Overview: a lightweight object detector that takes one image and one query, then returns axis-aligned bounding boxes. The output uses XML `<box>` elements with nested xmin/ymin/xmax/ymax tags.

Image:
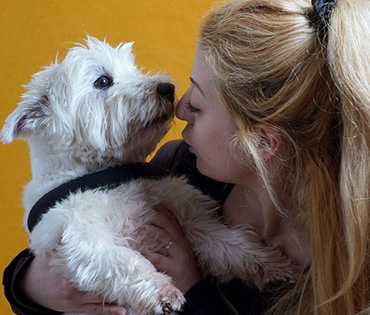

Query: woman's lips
<box><xmin>183</xmin><ymin>138</ymin><xmax>194</xmax><ymax>153</ymax></box>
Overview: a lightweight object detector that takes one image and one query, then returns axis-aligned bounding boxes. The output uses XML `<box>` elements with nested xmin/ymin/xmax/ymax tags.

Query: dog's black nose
<box><xmin>157</xmin><ymin>83</ymin><xmax>175</xmax><ymax>103</ymax></box>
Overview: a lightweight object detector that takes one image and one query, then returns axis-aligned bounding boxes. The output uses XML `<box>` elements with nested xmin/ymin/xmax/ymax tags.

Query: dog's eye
<box><xmin>94</xmin><ymin>75</ymin><xmax>113</xmax><ymax>89</ymax></box>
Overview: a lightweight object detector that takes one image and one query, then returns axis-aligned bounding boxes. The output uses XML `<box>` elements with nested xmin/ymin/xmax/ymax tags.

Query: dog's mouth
<box><xmin>145</xmin><ymin>110</ymin><xmax>174</xmax><ymax>128</ymax></box>
<box><xmin>156</xmin><ymin>111</ymin><xmax>173</xmax><ymax>124</ymax></box>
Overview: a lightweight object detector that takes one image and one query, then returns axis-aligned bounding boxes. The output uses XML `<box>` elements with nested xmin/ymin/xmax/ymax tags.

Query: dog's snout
<box><xmin>157</xmin><ymin>83</ymin><xmax>175</xmax><ymax>103</ymax></box>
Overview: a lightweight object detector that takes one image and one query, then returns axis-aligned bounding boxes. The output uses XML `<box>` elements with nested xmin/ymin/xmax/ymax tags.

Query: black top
<box><xmin>3</xmin><ymin>140</ymin><xmax>275</xmax><ymax>315</ymax></box>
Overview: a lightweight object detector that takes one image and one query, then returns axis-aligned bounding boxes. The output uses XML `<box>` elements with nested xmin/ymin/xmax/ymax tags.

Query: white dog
<box><xmin>1</xmin><ymin>37</ymin><xmax>298</xmax><ymax>314</ymax></box>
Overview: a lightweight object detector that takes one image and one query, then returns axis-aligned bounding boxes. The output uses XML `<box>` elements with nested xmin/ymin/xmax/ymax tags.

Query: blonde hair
<box><xmin>199</xmin><ymin>0</ymin><xmax>370</xmax><ymax>314</ymax></box>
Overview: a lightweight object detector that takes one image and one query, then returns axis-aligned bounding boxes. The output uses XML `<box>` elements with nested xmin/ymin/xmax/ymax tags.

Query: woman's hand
<box><xmin>19</xmin><ymin>254</ymin><xmax>127</xmax><ymax>315</ymax></box>
<box><xmin>143</xmin><ymin>205</ymin><xmax>202</xmax><ymax>293</ymax></box>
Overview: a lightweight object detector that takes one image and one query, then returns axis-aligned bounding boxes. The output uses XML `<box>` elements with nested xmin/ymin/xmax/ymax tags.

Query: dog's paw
<box><xmin>260</xmin><ymin>257</ymin><xmax>301</xmax><ymax>286</ymax></box>
<box><xmin>240</xmin><ymin>248</ymin><xmax>302</xmax><ymax>290</ymax></box>
<box><xmin>130</xmin><ymin>272</ymin><xmax>185</xmax><ymax>315</ymax></box>
<box><xmin>157</xmin><ymin>282</ymin><xmax>185</xmax><ymax>314</ymax></box>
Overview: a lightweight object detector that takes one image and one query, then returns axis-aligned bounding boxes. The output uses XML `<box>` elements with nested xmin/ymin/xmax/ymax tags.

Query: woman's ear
<box><xmin>254</xmin><ymin>125</ymin><xmax>281</xmax><ymax>161</ymax></box>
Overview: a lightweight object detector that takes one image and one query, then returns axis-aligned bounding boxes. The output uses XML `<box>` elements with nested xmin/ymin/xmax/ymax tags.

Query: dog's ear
<box><xmin>1</xmin><ymin>66</ymin><xmax>56</xmax><ymax>144</ymax></box>
<box><xmin>1</xmin><ymin>94</ymin><xmax>50</xmax><ymax>144</ymax></box>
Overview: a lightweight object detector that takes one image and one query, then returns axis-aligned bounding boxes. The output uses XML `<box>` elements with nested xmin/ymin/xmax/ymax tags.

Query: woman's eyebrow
<box><xmin>190</xmin><ymin>77</ymin><xmax>205</xmax><ymax>97</ymax></box>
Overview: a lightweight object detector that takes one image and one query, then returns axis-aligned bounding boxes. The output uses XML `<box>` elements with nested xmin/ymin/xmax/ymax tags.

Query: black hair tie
<box><xmin>312</xmin><ymin>0</ymin><xmax>338</xmax><ymax>35</ymax></box>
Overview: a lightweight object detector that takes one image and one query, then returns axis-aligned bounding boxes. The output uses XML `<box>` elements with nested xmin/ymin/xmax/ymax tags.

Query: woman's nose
<box><xmin>176</xmin><ymin>90</ymin><xmax>194</xmax><ymax>125</ymax></box>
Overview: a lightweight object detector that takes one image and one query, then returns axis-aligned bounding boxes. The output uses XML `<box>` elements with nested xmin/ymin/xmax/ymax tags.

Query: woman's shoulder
<box><xmin>151</xmin><ymin>140</ymin><xmax>232</xmax><ymax>203</ymax></box>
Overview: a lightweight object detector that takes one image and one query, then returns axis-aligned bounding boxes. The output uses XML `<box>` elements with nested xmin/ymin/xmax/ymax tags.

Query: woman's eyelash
<box><xmin>185</xmin><ymin>101</ymin><xmax>200</xmax><ymax>113</ymax></box>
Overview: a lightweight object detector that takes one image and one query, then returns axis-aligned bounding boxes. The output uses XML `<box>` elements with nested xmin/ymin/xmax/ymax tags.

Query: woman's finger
<box><xmin>79</xmin><ymin>303</ymin><xmax>127</xmax><ymax>315</ymax></box>
<box><xmin>151</xmin><ymin>204</ymin><xmax>184</xmax><ymax>243</ymax></box>
<box><xmin>153</xmin><ymin>204</ymin><xmax>179</xmax><ymax>226</ymax></box>
<box><xmin>143</xmin><ymin>245</ymin><xmax>201</xmax><ymax>294</ymax></box>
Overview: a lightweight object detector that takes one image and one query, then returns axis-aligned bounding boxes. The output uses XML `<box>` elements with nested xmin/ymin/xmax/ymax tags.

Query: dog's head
<box><xmin>1</xmin><ymin>36</ymin><xmax>175</xmax><ymax>168</ymax></box>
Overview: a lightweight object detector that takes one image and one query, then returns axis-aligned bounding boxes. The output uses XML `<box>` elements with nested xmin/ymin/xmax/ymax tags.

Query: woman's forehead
<box><xmin>191</xmin><ymin>48</ymin><xmax>218</xmax><ymax>97</ymax></box>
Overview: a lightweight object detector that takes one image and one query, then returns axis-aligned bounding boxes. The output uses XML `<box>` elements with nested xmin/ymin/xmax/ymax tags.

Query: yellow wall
<box><xmin>0</xmin><ymin>1</ymin><xmax>219</xmax><ymax>313</ymax></box>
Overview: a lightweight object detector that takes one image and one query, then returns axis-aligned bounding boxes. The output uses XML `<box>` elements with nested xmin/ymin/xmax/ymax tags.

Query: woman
<box><xmin>3</xmin><ymin>0</ymin><xmax>370</xmax><ymax>314</ymax></box>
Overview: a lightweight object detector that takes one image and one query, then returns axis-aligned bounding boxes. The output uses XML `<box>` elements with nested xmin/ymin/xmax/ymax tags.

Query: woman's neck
<box><xmin>223</xmin><ymin>183</ymin><xmax>310</xmax><ymax>268</ymax></box>
<box><xmin>223</xmin><ymin>183</ymin><xmax>282</xmax><ymax>237</ymax></box>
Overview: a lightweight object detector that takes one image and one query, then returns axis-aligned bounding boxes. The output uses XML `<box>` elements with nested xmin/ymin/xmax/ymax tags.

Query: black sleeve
<box><xmin>181</xmin><ymin>281</ymin><xmax>232</xmax><ymax>315</ymax></box>
<box><xmin>183</xmin><ymin>278</ymin><xmax>273</xmax><ymax>315</ymax></box>
<box><xmin>2</xmin><ymin>248</ymin><xmax>62</xmax><ymax>315</ymax></box>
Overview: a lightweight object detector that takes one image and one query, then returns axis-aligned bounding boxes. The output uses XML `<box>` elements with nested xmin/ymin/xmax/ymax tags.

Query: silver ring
<box><xmin>165</xmin><ymin>240</ymin><xmax>173</xmax><ymax>251</ymax></box>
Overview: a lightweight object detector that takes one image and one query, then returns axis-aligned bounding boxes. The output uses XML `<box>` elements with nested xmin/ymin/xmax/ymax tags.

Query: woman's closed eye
<box><xmin>185</xmin><ymin>101</ymin><xmax>200</xmax><ymax>113</ymax></box>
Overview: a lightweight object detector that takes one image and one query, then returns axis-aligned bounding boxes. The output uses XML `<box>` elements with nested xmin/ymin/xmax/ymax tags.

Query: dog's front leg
<box><xmin>160</xmin><ymin>179</ymin><xmax>299</xmax><ymax>287</ymax></box>
<box><xmin>187</xmin><ymin>222</ymin><xmax>299</xmax><ymax>287</ymax></box>
<box><xmin>29</xmin><ymin>189</ymin><xmax>185</xmax><ymax>315</ymax></box>
<box><xmin>50</xmin><ymin>239</ymin><xmax>184</xmax><ymax>315</ymax></box>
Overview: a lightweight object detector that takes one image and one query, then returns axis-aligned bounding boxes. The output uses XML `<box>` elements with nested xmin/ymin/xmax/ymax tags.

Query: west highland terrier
<box><xmin>1</xmin><ymin>36</ymin><xmax>298</xmax><ymax>314</ymax></box>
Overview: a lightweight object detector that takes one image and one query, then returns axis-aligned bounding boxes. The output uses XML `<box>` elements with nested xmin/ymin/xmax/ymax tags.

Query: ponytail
<box><xmin>325</xmin><ymin>0</ymin><xmax>370</xmax><ymax>308</ymax></box>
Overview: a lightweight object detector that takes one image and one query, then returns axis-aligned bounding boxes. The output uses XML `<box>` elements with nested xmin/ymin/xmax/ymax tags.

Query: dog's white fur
<box><xmin>1</xmin><ymin>37</ymin><xmax>298</xmax><ymax>315</ymax></box>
